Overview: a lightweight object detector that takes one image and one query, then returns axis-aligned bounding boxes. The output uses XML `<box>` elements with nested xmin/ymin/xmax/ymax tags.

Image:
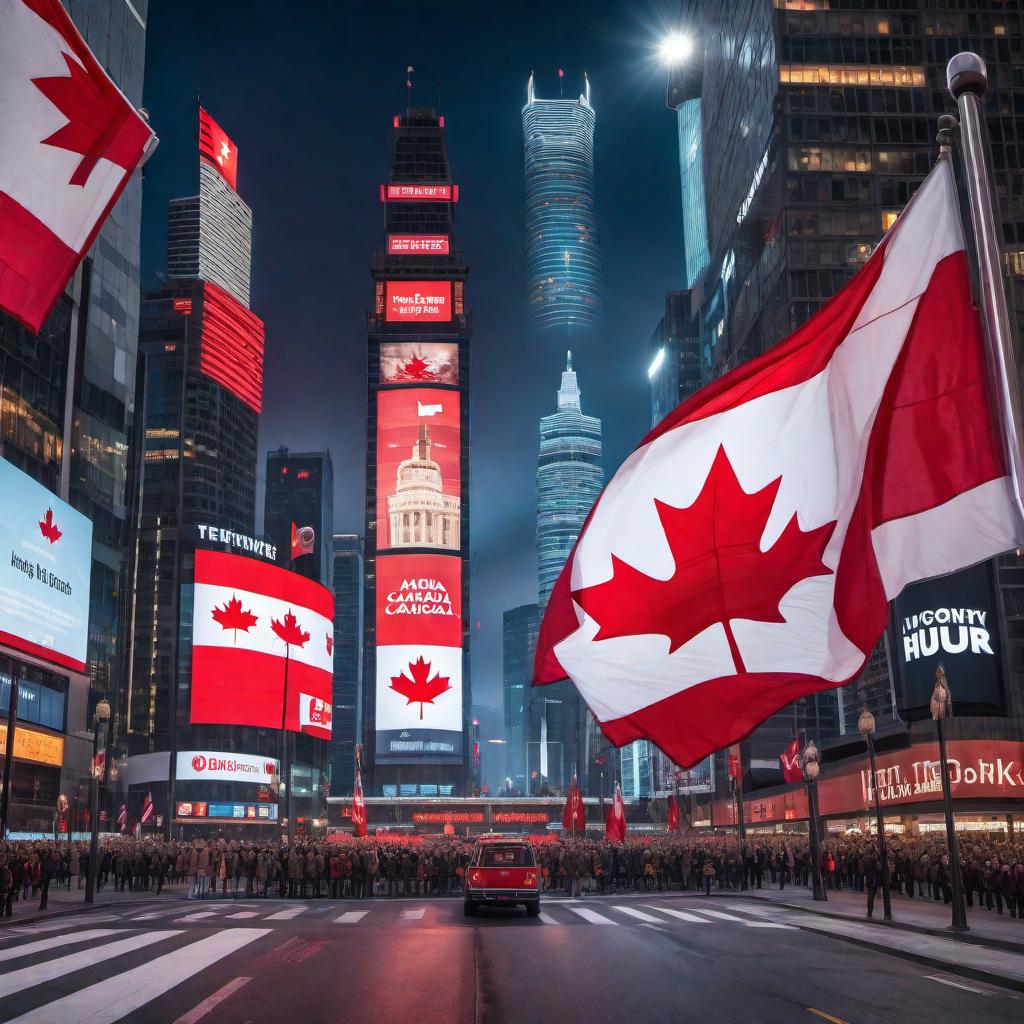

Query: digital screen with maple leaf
<box><xmin>389</xmin><ymin>656</ymin><xmax>451</xmax><ymax>719</ymax></box>
<box><xmin>380</xmin><ymin>342</ymin><xmax>458</xmax><ymax>386</ymax></box>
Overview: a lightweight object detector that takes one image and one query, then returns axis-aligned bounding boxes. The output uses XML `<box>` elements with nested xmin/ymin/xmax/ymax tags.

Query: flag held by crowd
<box><xmin>351</xmin><ymin>766</ymin><xmax>367</xmax><ymax>838</ymax></box>
<box><xmin>561</xmin><ymin>774</ymin><xmax>585</xmax><ymax>833</ymax></box>
<box><xmin>605</xmin><ymin>781</ymin><xmax>626</xmax><ymax>842</ymax></box>
<box><xmin>534</xmin><ymin>157</ymin><xmax>1024</xmax><ymax>768</ymax></box>
<box><xmin>0</xmin><ymin>0</ymin><xmax>157</xmax><ymax>333</ymax></box>
<box><xmin>667</xmin><ymin>793</ymin><xmax>680</xmax><ymax>833</ymax></box>
<box><xmin>780</xmin><ymin>737</ymin><xmax>804</xmax><ymax>784</ymax></box>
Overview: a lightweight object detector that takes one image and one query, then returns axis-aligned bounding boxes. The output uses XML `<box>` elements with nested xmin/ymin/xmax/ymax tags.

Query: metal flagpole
<box><xmin>947</xmin><ymin>53</ymin><xmax>1024</xmax><ymax>518</ymax></box>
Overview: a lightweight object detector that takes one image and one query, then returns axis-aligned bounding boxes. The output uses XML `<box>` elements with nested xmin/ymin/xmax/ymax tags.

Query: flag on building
<box><xmin>605</xmin><ymin>781</ymin><xmax>626</xmax><ymax>842</ymax></box>
<box><xmin>117</xmin><ymin>803</ymin><xmax>127</xmax><ymax>832</ymax></box>
<box><xmin>291</xmin><ymin>523</ymin><xmax>315</xmax><ymax>561</ymax></box>
<box><xmin>667</xmin><ymin>792</ymin><xmax>680</xmax><ymax>832</ymax></box>
<box><xmin>352</xmin><ymin>767</ymin><xmax>367</xmax><ymax>838</ymax></box>
<box><xmin>534</xmin><ymin>157</ymin><xmax>1023</xmax><ymax>768</ymax></box>
<box><xmin>0</xmin><ymin>0</ymin><xmax>157</xmax><ymax>332</ymax></box>
<box><xmin>140</xmin><ymin>792</ymin><xmax>154</xmax><ymax>826</ymax></box>
<box><xmin>198</xmin><ymin>106</ymin><xmax>237</xmax><ymax>190</ymax></box>
<box><xmin>561</xmin><ymin>774</ymin><xmax>585</xmax><ymax>833</ymax></box>
<box><xmin>780</xmin><ymin>737</ymin><xmax>803</xmax><ymax>784</ymax></box>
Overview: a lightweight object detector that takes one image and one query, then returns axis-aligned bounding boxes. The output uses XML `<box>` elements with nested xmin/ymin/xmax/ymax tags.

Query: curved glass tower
<box><xmin>522</xmin><ymin>74</ymin><xmax>602</xmax><ymax>332</ymax></box>
<box><xmin>537</xmin><ymin>351</ymin><xmax>603</xmax><ymax>602</ymax></box>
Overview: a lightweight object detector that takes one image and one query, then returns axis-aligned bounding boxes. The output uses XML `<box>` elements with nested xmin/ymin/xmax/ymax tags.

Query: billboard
<box><xmin>199</xmin><ymin>281</ymin><xmax>265</xmax><ymax>414</ymax></box>
<box><xmin>376</xmin><ymin>388</ymin><xmax>460</xmax><ymax>552</ymax></box>
<box><xmin>380</xmin><ymin>343</ymin><xmax>458</xmax><ymax>386</ymax></box>
<box><xmin>176</xmin><ymin>801</ymin><xmax>278</xmax><ymax>821</ymax></box>
<box><xmin>376</xmin><ymin>553</ymin><xmax>463</xmax><ymax>762</ymax></box>
<box><xmin>190</xmin><ymin>549</ymin><xmax>334</xmax><ymax>738</ymax></box>
<box><xmin>382</xmin><ymin>184</ymin><xmax>455</xmax><ymax>202</ymax></box>
<box><xmin>385</xmin><ymin>281</ymin><xmax>452</xmax><ymax>322</ymax></box>
<box><xmin>176</xmin><ymin>751</ymin><xmax>279</xmax><ymax>785</ymax></box>
<box><xmin>891</xmin><ymin>563</ymin><xmax>1005</xmax><ymax>719</ymax></box>
<box><xmin>199</xmin><ymin>107</ymin><xmax>238</xmax><ymax>190</ymax></box>
<box><xmin>388</xmin><ymin>235</ymin><xmax>450</xmax><ymax>255</ymax></box>
<box><xmin>0</xmin><ymin>458</ymin><xmax>92</xmax><ymax>672</ymax></box>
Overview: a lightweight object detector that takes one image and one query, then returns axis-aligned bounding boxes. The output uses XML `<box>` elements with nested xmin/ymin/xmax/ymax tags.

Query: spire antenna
<box><xmin>406</xmin><ymin>65</ymin><xmax>414</xmax><ymax>116</ymax></box>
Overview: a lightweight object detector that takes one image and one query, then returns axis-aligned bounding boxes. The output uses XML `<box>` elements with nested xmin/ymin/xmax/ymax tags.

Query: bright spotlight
<box><xmin>659</xmin><ymin>32</ymin><xmax>694</xmax><ymax>66</ymax></box>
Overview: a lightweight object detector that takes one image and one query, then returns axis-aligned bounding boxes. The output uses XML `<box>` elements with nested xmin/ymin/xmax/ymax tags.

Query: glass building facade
<box><xmin>691</xmin><ymin>0</ymin><xmax>1024</xmax><ymax>785</ymax></box>
<box><xmin>522</xmin><ymin>74</ymin><xmax>602</xmax><ymax>332</ymax></box>
<box><xmin>678</xmin><ymin>99</ymin><xmax>710</xmax><ymax>289</ymax></box>
<box><xmin>331</xmin><ymin>534</ymin><xmax>364</xmax><ymax>796</ymax></box>
<box><xmin>501</xmin><ymin>603</ymin><xmax>538</xmax><ymax>796</ymax></box>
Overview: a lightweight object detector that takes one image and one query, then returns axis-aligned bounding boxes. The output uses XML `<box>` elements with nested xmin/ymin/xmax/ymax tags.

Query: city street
<box><xmin>0</xmin><ymin>895</ymin><xmax>1020</xmax><ymax>1023</ymax></box>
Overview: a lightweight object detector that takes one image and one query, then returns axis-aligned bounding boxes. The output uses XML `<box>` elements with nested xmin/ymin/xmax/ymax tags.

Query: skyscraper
<box><xmin>264</xmin><ymin>448</ymin><xmax>334</xmax><ymax>587</ymax></box>
<box><xmin>364</xmin><ymin>106</ymin><xmax>471</xmax><ymax>797</ymax></box>
<box><xmin>331</xmin><ymin>534</ymin><xmax>364</xmax><ymax>796</ymax></box>
<box><xmin>522</xmin><ymin>73</ymin><xmax>602</xmax><ymax>332</ymax></box>
<box><xmin>502</xmin><ymin>603</ymin><xmax>538</xmax><ymax>795</ymax></box>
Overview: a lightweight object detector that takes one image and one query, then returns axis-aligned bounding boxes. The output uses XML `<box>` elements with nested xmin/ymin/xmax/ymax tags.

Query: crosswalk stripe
<box><xmin>226</xmin><ymin>912</ymin><xmax>260</xmax><ymax>919</ymax></box>
<box><xmin>264</xmin><ymin>906</ymin><xmax>306</xmax><ymax>921</ymax></box>
<box><xmin>400</xmin><ymin>908</ymin><xmax>426</xmax><ymax>920</ymax></box>
<box><xmin>4</xmin><ymin>928</ymin><xmax>270</xmax><ymax>1024</ymax></box>
<box><xmin>568</xmin><ymin>907</ymin><xmax>617</xmax><ymax>925</ymax></box>
<box><xmin>0</xmin><ymin>929</ymin><xmax>124</xmax><ymax>965</ymax></box>
<box><xmin>538</xmin><ymin>913</ymin><xmax>561</xmax><ymax>925</ymax></box>
<box><xmin>174</xmin><ymin>911</ymin><xmax>218</xmax><ymax>923</ymax></box>
<box><xmin>613</xmin><ymin>906</ymin><xmax>663</xmax><ymax>923</ymax></box>
<box><xmin>643</xmin><ymin>906</ymin><xmax>708</xmax><ymax>923</ymax></box>
<box><xmin>744</xmin><ymin>922</ymin><xmax>798</xmax><ymax>930</ymax></box>
<box><xmin>0</xmin><ymin>930</ymin><xmax>178</xmax><ymax>1000</ymax></box>
<box><xmin>335</xmin><ymin>911</ymin><xmax>368</xmax><ymax>924</ymax></box>
<box><xmin>172</xmin><ymin>976</ymin><xmax>252</xmax><ymax>1024</ymax></box>
<box><xmin>689</xmin><ymin>908</ymin><xmax>747</xmax><ymax>922</ymax></box>
<box><xmin>6</xmin><ymin>914</ymin><xmax>120</xmax><ymax>935</ymax></box>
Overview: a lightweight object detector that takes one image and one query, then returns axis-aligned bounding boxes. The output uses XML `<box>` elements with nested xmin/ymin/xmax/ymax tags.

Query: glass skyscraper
<box><xmin>522</xmin><ymin>73</ymin><xmax>602</xmax><ymax>332</ymax></box>
<box><xmin>677</xmin><ymin>98</ymin><xmax>709</xmax><ymax>289</ymax></box>
<box><xmin>501</xmin><ymin>603</ymin><xmax>538</xmax><ymax>795</ymax></box>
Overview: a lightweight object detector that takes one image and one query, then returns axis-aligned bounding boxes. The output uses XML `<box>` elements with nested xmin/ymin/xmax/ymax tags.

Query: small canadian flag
<box><xmin>0</xmin><ymin>0</ymin><xmax>157</xmax><ymax>332</ymax></box>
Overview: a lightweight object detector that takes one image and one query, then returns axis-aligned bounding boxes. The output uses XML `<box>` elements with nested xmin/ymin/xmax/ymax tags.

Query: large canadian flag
<box><xmin>535</xmin><ymin>158</ymin><xmax>1024</xmax><ymax>768</ymax></box>
<box><xmin>0</xmin><ymin>0</ymin><xmax>156</xmax><ymax>332</ymax></box>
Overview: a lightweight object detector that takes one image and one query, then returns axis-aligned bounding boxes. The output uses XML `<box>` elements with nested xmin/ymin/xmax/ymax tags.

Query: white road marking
<box><xmin>335</xmin><ymin>911</ymin><xmax>368</xmax><ymax>924</ymax></box>
<box><xmin>264</xmin><ymin>906</ymin><xmax>306</xmax><ymax>920</ymax></box>
<box><xmin>744</xmin><ymin>922</ymin><xmax>798</xmax><ymax>930</ymax></box>
<box><xmin>400</xmin><ymin>908</ymin><xmax>426</xmax><ymax>920</ymax></box>
<box><xmin>0</xmin><ymin>929</ymin><xmax>124</xmax><ymax>964</ymax></box>
<box><xmin>539</xmin><ymin>913</ymin><xmax>561</xmax><ymax>925</ymax></box>
<box><xmin>6</xmin><ymin>914</ymin><xmax>119</xmax><ymax>934</ymax></box>
<box><xmin>925</xmin><ymin>975</ymin><xmax>991</xmax><ymax>996</ymax></box>
<box><xmin>226</xmin><ymin>912</ymin><xmax>259</xmax><ymax>919</ymax></box>
<box><xmin>568</xmin><ymin>907</ymin><xmax>617</xmax><ymax>925</ymax></box>
<box><xmin>0</xmin><ymin>930</ymin><xmax>179</xmax><ymax>999</ymax></box>
<box><xmin>4</xmin><ymin>928</ymin><xmax>269</xmax><ymax>1024</ymax></box>
<box><xmin>689</xmin><ymin>908</ymin><xmax>748</xmax><ymax>922</ymax></box>
<box><xmin>174</xmin><ymin>911</ymin><xmax>218</xmax><ymax>923</ymax></box>
<box><xmin>614</xmin><ymin>906</ymin><xmax>664</xmax><ymax>923</ymax></box>
<box><xmin>171</xmin><ymin>976</ymin><xmax>252</xmax><ymax>1024</ymax></box>
<box><xmin>645</xmin><ymin>906</ymin><xmax>711</xmax><ymax>923</ymax></box>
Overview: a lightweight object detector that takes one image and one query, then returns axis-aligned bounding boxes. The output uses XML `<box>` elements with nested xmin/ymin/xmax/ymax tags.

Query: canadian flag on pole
<box><xmin>780</xmin><ymin>738</ymin><xmax>803</xmax><ymax>784</ymax></box>
<box><xmin>561</xmin><ymin>774</ymin><xmax>585</xmax><ymax>833</ymax></box>
<box><xmin>0</xmin><ymin>0</ymin><xmax>157</xmax><ymax>332</ymax></box>
<box><xmin>140</xmin><ymin>792</ymin><xmax>154</xmax><ymax>826</ymax></box>
<box><xmin>605</xmin><ymin>781</ymin><xmax>626</xmax><ymax>842</ymax></box>
<box><xmin>535</xmin><ymin>158</ymin><xmax>1024</xmax><ymax>768</ymax></box>
<box><xmin>351</xmin><ymin>767</ymin><xmax>367</xmax><ymax>838</ymax></box>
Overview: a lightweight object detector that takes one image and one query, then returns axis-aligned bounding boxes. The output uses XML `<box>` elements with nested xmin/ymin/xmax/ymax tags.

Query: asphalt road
<box><xmin>0</xmin><ymin>895</ymin><xmax>1019</xmax><ymax>1024</ymax></box>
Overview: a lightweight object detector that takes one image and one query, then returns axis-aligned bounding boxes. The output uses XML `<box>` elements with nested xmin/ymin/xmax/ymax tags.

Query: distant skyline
<box><xmin>140</xmin><ymin>1</ymin><xmax>684</xmax><ymax>706</ymax></box>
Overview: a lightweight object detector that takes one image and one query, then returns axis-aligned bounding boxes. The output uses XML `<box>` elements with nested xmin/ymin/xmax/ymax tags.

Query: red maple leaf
<box><xmin>38</xmin><ymin>508</ymin><xmax>62</xmax><ymax>544</ymax></box>
<box><xmin>326</xmin><ymin>634</ymin><xmax>334</xmax><ymax>656</ymax></box>
<box><xmin>210</xmin><ymin>595</ymin><xmax>258</xmax><ymax>644</ymax></box>
<box><xmin>32</xmin><ymin>51</ymin><xmax>150</xmax><ymax>187</ymax></box>
<box><xmin>271</xmin><ymin>609</ymin><xmax>310</xmax><ymax>649</ymax></box>
<box><xmin>389</xmin><ymin>656</ymin><xmax>451</xmax><ymax>719</ymax></box>
<box><xmin>400</xmin><ymin>355</ymin><xmax>433</xmax><ymax>379</ymax></box>
<box><xmin>573</xmin><ymin>446</ymin><xmax>837</xmax><ymax>670</ymax></box>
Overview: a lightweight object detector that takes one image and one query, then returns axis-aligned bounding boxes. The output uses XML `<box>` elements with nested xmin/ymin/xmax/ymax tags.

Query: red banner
<box><xmin>385</xmin><ymin>281</ymin><xmax>452</xmax><ymax>322</ymax></box>
<box><xmin>376</xmin><ymin>554</ymin><xmax>462</xmax><ymax>647</ymax></box>
<box><xmin>199</xmin><ymin>107</ymin><xmax>238</xmax><ymax>190</ymax></box>
<box><xmin>388</xmin><ymin>235</ymin><xmax>450</xmax><ymax>255</ymax></box>
<box><xmin>198</xmin><ymin>281</ymin><xmax>265</xmax><ymax>413</ymax></box>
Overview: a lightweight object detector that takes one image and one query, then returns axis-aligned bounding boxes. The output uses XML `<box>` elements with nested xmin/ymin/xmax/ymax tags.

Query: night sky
<box><xmin>140</xmin><ymin>0</ymin><xmax>684</xmax><ymax>712</ymax></box>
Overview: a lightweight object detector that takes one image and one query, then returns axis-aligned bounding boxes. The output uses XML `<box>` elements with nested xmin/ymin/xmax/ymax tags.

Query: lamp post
<box><xmin>85</xmin><ymin>698</ymin><xmax>111</xmax><ymax>904</ymax></box>
<box><xmin>931</xmin><ymin>664</ymin><xmax>969</xmax><ymax>932</ymax></box>
<box><xmin>857</xmin><ymin>709</ymin><xmax>892</xmax><ymax>922</ymax></box>
<box><xmin>802</xmin><ymin>741</ymin><xmax>827</xmax><ymax>902</ymax></box>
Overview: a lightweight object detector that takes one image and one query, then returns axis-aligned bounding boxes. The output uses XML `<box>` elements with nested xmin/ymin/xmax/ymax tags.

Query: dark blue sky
<box><xmin>141</xmin><ymin>1</ymin><xmax>685</xmax><ymax>710</ymax></box>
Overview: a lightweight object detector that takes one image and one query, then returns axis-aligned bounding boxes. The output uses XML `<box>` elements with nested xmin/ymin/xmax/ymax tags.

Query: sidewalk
<box><xmin>741</xmin><ymin>884</ymin><xmax>1024</xmax><ymax>953</ymax></box>
<box><xmin>0</xmin><ymin>880</ymin><xmax>187</xmax><ymax>926</ymax></box>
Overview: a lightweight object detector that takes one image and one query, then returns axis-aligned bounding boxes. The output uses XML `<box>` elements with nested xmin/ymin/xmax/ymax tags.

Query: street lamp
<box><xmin>857</xmin><ymin>709</ymin><xmax>892</xmax><ymax>922</ymax></box>
<box><xmin>658</xmin><ymin>31</ymin><xmax>694</xmax><ymax>66</ymax></box>
<box><xmin>932</xmin><ymin>664</ymin><xmax>969</xmax><ymax>931</ymax></box>
<box><xmin>85</xmin><ymin>698</ymin><xmax>111</xmax><ymax>904</ymax></box>
<box><xmin>802</xmin><ymin>741</ymin><xmax>827</xmax><ymax>902</ymax></box>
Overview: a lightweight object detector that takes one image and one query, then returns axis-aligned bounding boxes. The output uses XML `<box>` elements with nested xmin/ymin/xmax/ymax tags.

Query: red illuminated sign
<box><xmin>382</xmin><ymin>184</ymin><xmax>457</xmax><ymax>202</ymax></box>
<box><xmin>492</xmin><ymin>812</ymin><xmax>549</xmax><ymax>824</ymax></box>
<box><xmin>199</xmin><ymin>107</ymin><xmax>238</xmax><ymax>190</ymax></box>
<box><xmin>198</xmin><ymin>281</ymin><xmax>265</xmax><ymax>413</ymax></box>
<box><xmin>380</xmin><ymin>343</ymin><xmax>458</xmax><ymax>386</ymax></box>
<box><xmin>172</xmin><ymin>298</ymin><xmax>192</xmax><ymax>315</ymax></box>
<box><xmin>376</xmin><ymin>388</ymin><xmax>460</xmax><ymax>552</ymax></box>
<box><xmin>412</xmin><ymin>811</ymin><xmax>483</xmax><ymax>824</ymax></box>
<box><xmin>388</xmin><ymin>235</ymin><xmax>450</xmax><ymax>255</ymax></box>
<box><xmin>190</xmin><ymin>550</ymin><xmax>334</xmax><ymax>738</ymax></box>
<box><xmin>385</xmin><ymin>281</ymin><xmax>452</xmax><ymax>322</ymax></box>
<box><xmin>377</xmin><ymin>554</ymin><xmax>462</xmax><ymax>647</ymax></box>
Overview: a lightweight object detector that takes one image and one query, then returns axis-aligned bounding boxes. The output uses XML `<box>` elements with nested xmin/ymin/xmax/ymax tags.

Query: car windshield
<box><xmin>478</xmin><ymin>845</ymin><xmax>535</xmax><ymax>867</ymax></box>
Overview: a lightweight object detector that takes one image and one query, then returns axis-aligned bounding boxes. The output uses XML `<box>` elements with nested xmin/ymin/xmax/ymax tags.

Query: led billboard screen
<box><xmin>0</xmin><ymin>458</ymin><xmax>92</xmax><ymax>672</ymax></box>
<box><xmin>388</xmin><ymin>235</ymin><xmax>450</xmax><ymax>255</ymax></box>
<box><xmin>383</xmin><ymin>184</ymin><xmax>453</xmax><ymax>202</ymax></box>
<box><xmin>376</xmin><ymin>553</ymin><xmax>463</xmax><ymax>762</ymax></box>
<box><xmin>176</xmin><ymin>751</ymin><xmax>279</xmax><ymax>785</ymax></box>
<box><xmin>385</xmin><ymin>281</ymin><xmax>452</xmax><ymax>322</ymax></box>
<box><xmin>376</xmin><ymin>388</ymin><xmax>460</xmax><ymax>552</ymax></box>
<box><xmin>380</xmin><ymin>343</ymin><xmax>458</xmax><ymax>386</ymax></box>
<box><xmin>199</xmin><ymin>107</ymin><xmax>238</xmax><ymax>190</ymax></box>
<box><xmin>199</xmin><ymin>281</ymin><xmax>265</xmax><ymax>413</ymax></box>
<box><xmin>190</xmin><ymin>549</ymin><xmax>334</xmax><ymax>738</ymax></box>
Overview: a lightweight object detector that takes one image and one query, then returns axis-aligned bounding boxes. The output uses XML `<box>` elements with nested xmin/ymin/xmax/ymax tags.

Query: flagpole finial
<box><xmin>936</xmin><ymin>113</ymin><xmax>958</xmax><ymax>155</ymax></box>
<box><xmin>947</xmin><ymin>51</ymin><xmax>987</xmax><ymax>100</ymax></box>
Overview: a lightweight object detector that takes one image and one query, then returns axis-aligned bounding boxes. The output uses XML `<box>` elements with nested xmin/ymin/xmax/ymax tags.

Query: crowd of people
<box><xmin>0</xmin><ymin>830</ymin><xmax>1021</xmax><ymax>921</ymax></box>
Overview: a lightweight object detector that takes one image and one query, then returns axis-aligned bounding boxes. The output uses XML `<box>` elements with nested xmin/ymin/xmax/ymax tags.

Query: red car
<box><xmin>464</xmin><ymin>836</ymin><xmax>540</xmax><ymax>917</ymax></box>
